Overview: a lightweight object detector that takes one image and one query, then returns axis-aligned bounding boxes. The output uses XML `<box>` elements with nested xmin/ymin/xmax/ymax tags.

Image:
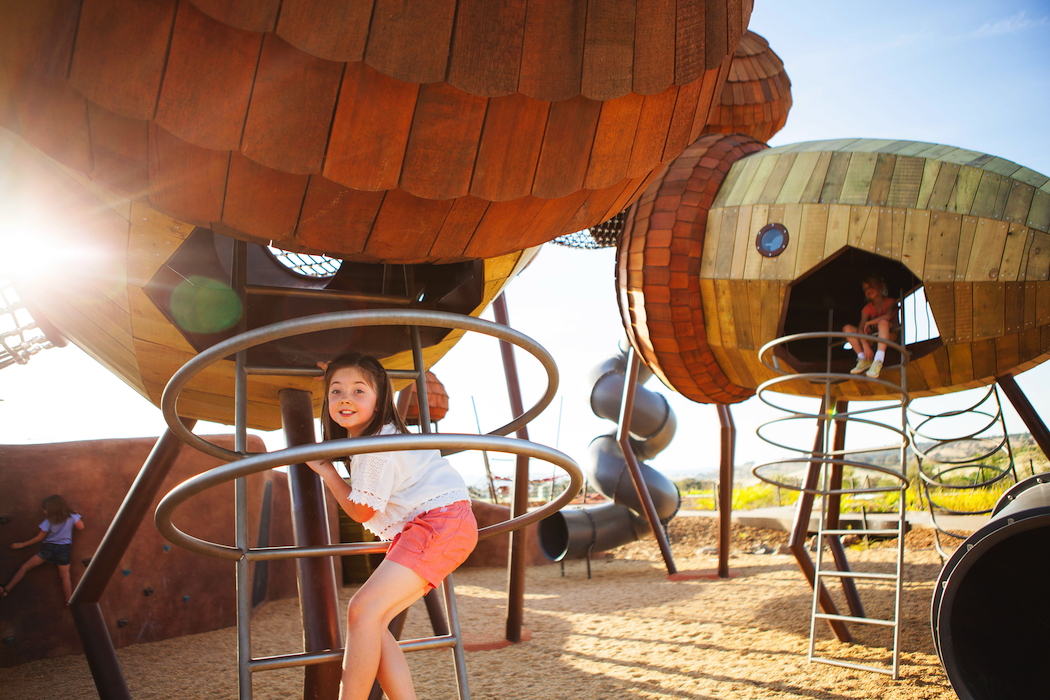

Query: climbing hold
<box><xmin>143</xmin><ymin>587</ymin><xmax>153</xmax><ymax>597</ymax></box>
<box><xmin>122</xmin><ymin>569</ymin><xmax>130</xmax><ymax>577</ymax></box>
<box><xmin>81</xmin><ymin>558</ymin><xmax>92</xmax><ymax>567</ymax></box>
<box><xmin>117</xmin><ymin>619</ymin><xmax>127</xmax><ymax>628</ymax></box>
<box><xmin>182</xmin><ymin>595</ymin><xmax>190</xmax><ymax>603</ymax></box>
<box><xmin>163</xmin><ymin>545</ymin><xmax>171</xmax><ymax>552</ymax></box>
<box><xmin>0</xmin><ymin>515</ymin><xmax>11</xmax><ymax>525</ymax></box>
<box><xmin>3</xmin><ymin>637</ymin><xmax>14</xmax><ymax>646</ymax></box>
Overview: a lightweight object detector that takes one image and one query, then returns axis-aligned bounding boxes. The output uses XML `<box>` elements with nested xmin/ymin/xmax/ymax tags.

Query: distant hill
<box><xmin>678</xmin><ymin>433</ymin><xmax>1046</xmax><ymax>486</ymax></box>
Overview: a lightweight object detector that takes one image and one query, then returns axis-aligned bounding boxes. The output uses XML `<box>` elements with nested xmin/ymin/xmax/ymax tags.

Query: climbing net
<box><xmin>551</xmin><ymin>209</ymin><xmax>629</xmax><ymax>249</ymax></box>
<box><xmin>266</xmin><ymin>246</ymin><xmax>340</xmax><ymax>278</ymax></box>
<box><xmin>0</xmin><ymin>281</ymin><xmax>57</xmax><ymax>370</ymax></box>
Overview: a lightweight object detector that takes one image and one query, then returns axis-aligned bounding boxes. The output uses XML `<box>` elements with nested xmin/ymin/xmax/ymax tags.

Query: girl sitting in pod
<box><xmin>4</xmin><ymin>494</ymin><xmax>85</xmax><ymax>604</ymax></box>
<box><xmin>844</xmin><ymin>274</ymin><xmax>899</xmax><ymax>379</ymax></box>
<box><xmin>307</xmin><ymin>352</ymin><xmax>477</xmax><ymax>700</ymax></box>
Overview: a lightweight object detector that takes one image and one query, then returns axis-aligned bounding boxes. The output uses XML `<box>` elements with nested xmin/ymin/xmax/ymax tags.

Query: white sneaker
<box><xmin>850</xmin><ymin>357</ymin><xmax>872</xmax><ymax>374</ymax></box>
<box><xmin>866</xmin><ymin>359</ymin><xmax>883</xmax><ymax>378</ymax></box>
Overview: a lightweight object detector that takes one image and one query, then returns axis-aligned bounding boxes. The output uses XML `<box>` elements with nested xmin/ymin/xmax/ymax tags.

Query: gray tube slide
<box><xmin>931</xmin><ymin>474</ymin><xmax>1050</xmax><ymax>700</ymax></box>
<box><xmin>538</xmin><ymin>350</ymin><xmax>680</xmax><ymax>561</ymax></box>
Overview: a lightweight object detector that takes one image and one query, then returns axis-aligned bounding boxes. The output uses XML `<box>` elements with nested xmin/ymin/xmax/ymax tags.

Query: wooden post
<box><xmin>493</xmin><ymin>294</ymin><xmax>529</xmax><ymax>643</ymax></box>
<box><xmin>280</xmin><ymin>389</ymin><xmax>343</xmax><ymax>700</ymax></box>
<box><xmin>716</xmin><ymin>405</ymin><xmax>735</xmax><ymax>578</ymax></box>
<box><xmin>787</xmin><ymin>399</ymin><xmax>851</xmax><ymax>643</ymax></box>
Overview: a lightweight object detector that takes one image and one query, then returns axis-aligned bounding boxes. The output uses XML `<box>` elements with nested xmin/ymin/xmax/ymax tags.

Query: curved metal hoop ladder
<box><xmin>908</xmin><ymin>385</ymin><xmax>1018</xmax><ymax>561</ymax></box>
<box><xmin>752</xmin><ymin>327</ymin><xmax>911</xmax><ymax>678</ymax></box>
<box><xmin>154</xmin><ymin>310</ymin><xmax>583</xmax><ymax>700</ymax></box>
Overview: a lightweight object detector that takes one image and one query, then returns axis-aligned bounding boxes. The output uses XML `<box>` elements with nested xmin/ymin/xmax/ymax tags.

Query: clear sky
<box><xmin>2</xmin><ymin>0</ymin><xmax>1049</xmax><ymax>489</ymax></box>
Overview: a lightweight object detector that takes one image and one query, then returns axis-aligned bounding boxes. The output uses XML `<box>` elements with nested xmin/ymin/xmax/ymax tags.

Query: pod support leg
<box><xmin>69</xmin><ymin>421</ymin><xmax>197</xmax><ymax>700</ymax></box>
<box><xmin>280</xmin><ymin>389</ymin><xmax>343</xmax><ymax>700</ymax></box>
<box><xmin>788</xmin><ymin>402</ymin><xmax>851</xmax><ymax>643</ymax></box>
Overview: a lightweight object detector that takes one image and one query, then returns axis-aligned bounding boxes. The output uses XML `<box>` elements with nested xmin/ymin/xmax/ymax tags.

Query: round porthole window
<box><xmin>756</xmin><ymin>223</ymin><xmax>789</xmax><ymax>257</ymax></box>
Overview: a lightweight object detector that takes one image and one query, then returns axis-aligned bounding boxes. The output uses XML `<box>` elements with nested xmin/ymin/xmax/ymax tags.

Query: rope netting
<box><xmin>551</xmin><ymin>210</ymin><xmax>628</xmax><ymax>249</ymax></box>
<box><xmin>0</xmin><ymin>281</ymin><xmax>57</xmax><ymax>370</ymax></box>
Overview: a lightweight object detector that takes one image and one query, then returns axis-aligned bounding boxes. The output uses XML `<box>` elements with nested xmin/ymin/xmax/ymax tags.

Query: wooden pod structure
<box><xmin>0</xmin><ymin>0</ymin><xmax>753</xmax><ymax>264</ymax></box>
<box><xmin>617</xmin><ymin>133</ymin><xmax>767</xmax><ymax>404</ymax></box>
<box><xmin>1</xmin><ymin>129</ymin><xmax>534</xmax><ymax>429</ymax></box>
<box><xmin>396</xmin><ymin>372</ymin><xmax>450</xmax><ymax>425</ymax></box>
<box><xmin>620</xmin><ymin>135</ymin><xmax>1050</xmax><ymax>402</ymax></box>
<box><xmin>702</xmin><ymin>31</ymin><xmax>792</xmax><ymax>143</ymax></box>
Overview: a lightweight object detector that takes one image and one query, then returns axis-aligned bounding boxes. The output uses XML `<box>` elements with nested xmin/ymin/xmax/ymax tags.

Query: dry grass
<box><xmin>3</xmin><ymin>519</ymin><xmax>963</xmax><ymax>699</ymax></box>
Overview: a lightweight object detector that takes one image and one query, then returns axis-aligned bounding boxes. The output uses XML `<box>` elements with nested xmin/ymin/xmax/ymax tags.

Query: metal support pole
<box><xmin>409</xmin><ymin>324</ymin><xmax>450</xmax><ymax>636</ymax></box>
<box><xmin>617</xmin><ymin>347</ymin><xmax>677</xmax><ymax>575</ymax></box>
<box><xmin>232</xmin><ymin>240</ymin><xmax>254</xmax><ymax>700</ymax></box>
<box><xmin>997</xmin><ymin>373</ymin><xmax>1050</xmax><ymax>459</ymax></box>
<box><xmin>825</xmin><ymin>400</ymin><xmax>865</xmax><ymax>618</ymax></box>
<box><xmin>716</xmin><ymin>405</ymin><xmax>735</xmax><ymax>579</ymax></box>
<box><xmin>69</xmin><ymin>420</ymin><xmax>196</xmax><ymax>700</ymax></box>
<box><xmin>492</xmin><ymin>293</ymin><xmax>529</xmax><ymax>643</ymax></box>
<box><xmin>279</xmin><ymin>389</ymin><xmax>343</xmax><ymax>700</ymax></box>
<box><xmin>787</xmin><ymin>399</ymin><xmax>851</xmax><ymax>643</ymax></box>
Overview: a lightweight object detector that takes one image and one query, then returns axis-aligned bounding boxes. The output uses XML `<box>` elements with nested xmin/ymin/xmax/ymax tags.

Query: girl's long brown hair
<box><xmin>320</xmin><ymin>353</ymin><xmax>409</xmax><ymax>448</ymax></box>
<box><xmin>41</xmin><ymin>495</ymin><xmax>74</xmax><ymax>526</ymax></box>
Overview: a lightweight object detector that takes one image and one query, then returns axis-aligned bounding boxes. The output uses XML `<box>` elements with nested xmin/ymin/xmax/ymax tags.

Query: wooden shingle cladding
<box><xmin>1</xmin><ymin>0</ymin><xmax>752</xmax><ymax>264</ymax></box>
<box><xmin>702</xmin><ymin>30</ymin><xmax>792</xmax><ymax>143</ymax></box>
<box><xmin>617</xmin><ymin>132</ymin><xmax>767</xmax><ymax>404</ymax></box>
<box><xmin>2</xmin><ymin>129</ymin><xmax>537</xmax><ymax>429</ymax></box>
<box><xmin>702</xmin><ymin>139</ymin><xmax>1050</xmax><ymax>400</ymax></box>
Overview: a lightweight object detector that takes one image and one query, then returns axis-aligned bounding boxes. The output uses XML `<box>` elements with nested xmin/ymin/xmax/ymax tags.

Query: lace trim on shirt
<box><xmin>350</xmin><ymin>452</ymin><xmax>393</xmax><ymax>510</ymax></box>
<box><xmin>363</xmin><ymin>489</ymin><xmax>470</xmax><ymax>540</ymax></box>
<box><xmin>348</xmin><ymin>490</ymin><xmax>386</xmax><ymax>513</ymax></box>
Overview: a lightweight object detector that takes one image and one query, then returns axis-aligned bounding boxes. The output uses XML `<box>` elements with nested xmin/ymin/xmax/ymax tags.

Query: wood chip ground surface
<box><xmin>3</xmin><ymin>518</ymin><xmax>963</xmax><ymax>699</ymax></box>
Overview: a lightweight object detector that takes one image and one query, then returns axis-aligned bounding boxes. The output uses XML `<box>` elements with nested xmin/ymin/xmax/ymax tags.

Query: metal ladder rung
<box><xmin>814</xmin><ymin>612</ymin><xmax>897</xmax><ymax>627</ymax></box>
<box><xmin>248</xmin><ymin>634</ymin><xmax>461</xmax><ymax>674</ymax></box>
<box><xmin>815</xmin><ymin>569</ymin><xmax>899</xmax><ymax>581</ymax></box>
<box><xmin>820</xmin><ymin>527</ymin><xmax>901</xmax><ymax>536</ymax></box>
<box><xmin>809</xmin><ymin>656</ymin><xmax>898</xmax><ymax>676</ymax></box>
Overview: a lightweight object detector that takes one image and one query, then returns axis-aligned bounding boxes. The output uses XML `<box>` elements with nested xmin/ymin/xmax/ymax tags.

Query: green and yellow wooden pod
<box><xmin>619</xmin><ymin>135</ymin><xmax>1050</xmax><ymax>402</ymax></box>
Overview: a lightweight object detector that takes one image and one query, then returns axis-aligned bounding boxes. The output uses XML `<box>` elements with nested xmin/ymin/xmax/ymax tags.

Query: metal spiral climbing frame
<box><xmin>908</xmin><ymin>384</ymin><xmax>1018</xmax><ymax>560</ymax></box>
<box><xmin>752</xmin><ymin>324</ymin><xmax>911</xmax><ymax>678</ymax></box>
<box><xmin>154</xmin><ymin>309</ymin><xmax>583</xmax><ymax>700</ymax></box>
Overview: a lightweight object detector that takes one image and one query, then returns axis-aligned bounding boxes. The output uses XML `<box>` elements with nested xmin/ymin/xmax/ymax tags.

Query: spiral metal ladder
<box><xmin>753</xmin><ymin>318</ymin><xmax>911</xmax><ymax>678</ymax></box>
<box><xmin>908</xmin><ymin>385</ymin><xmax>1018</xmax><ymax>561</ymax></box>
<box><xmin>153</xmin><ymin>308</ymin><xmax>583</xmax><ymax>700</ymax></box>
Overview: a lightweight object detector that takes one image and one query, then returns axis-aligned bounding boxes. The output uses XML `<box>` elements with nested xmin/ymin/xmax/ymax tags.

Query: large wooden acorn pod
<box><xmin>0</xmin><ymin>0</ymin><xmax>757</xmax><ymax>427</ymax></box>
<box><xmin>617</xmin><ymin>133</ymin><xmax>767</xmax><ymax>404</ymax></box>
<box><xmin>702</xmin><ymin>31</ymin><xmax>792</xmax><ymax>142</ymax></box>
<box><xmin>0</xmin><ymin>0</ymin><xmax>753</xmax><ymax>264</ymax></box>
<box><xmin>619</xmin><ymin>135</ymin><xmax>1050</xmax><ymax>402</ymax></box>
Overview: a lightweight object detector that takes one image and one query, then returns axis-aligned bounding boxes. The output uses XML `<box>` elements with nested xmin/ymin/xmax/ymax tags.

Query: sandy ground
<box><xmin>3</xmin><ymin>518</ymin><xmax>964</xmax><ymax>699</ymax></box>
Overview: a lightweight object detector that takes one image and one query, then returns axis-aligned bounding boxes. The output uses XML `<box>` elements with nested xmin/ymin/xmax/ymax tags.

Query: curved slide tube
<box><xmin>931</xmin><ymin>474</ymin><xmax>1050</xmax><ymax>700</ymax></box>
<box><xmin>539</xmin><ymin>351</ymin><xmax>681</xmax><ymax>561</ymax></box>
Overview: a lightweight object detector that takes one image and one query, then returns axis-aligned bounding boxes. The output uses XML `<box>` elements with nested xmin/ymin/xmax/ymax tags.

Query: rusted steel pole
<box><xmin>409</xmin><ymin>324</ymin><xmax>450</xmax><ymax>637</ymax></box>
<box><xmin>716</xmin><ymin>405</ymin><xmax>735</xmax><ymax>578</ymax></box>
<box><xmin>997</xmin><ymin>374</ymin><xmax>1050</xmax><ymax>459</ymax></box>
<box><xmin>787</xmin><ymin>399</ymin><xmax>851</xmax><ymax>643</ymax></box>
<box><xmin>280</xmin><ymin>388</ymin><xmax>343</xmax><ymax>700</ymax></box>
<box><xmin>69</xmin><ymin>420</ymin><xmax>196</xmax><ymax>700</ymax></box>
<box><xmin>492</xmin><ymin>293</ymin><xmax>530</xmax><ymax>643</ymax></box>
<box><xmin>825</xmin><ymin>400</ymin><xmax>865</xmax><ymax>618</ymax></box>
<box><xmin>618</xmin><ymin>347</ymin><xmax>677</xmax><ymax>574</ymax></box>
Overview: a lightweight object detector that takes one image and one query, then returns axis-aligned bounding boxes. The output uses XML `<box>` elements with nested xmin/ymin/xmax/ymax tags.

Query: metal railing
<box><xmin>752</xmin><ymin>322</ymin><xmax>911</xmax><ymax>679</ymax></box>
<box><xmin>154</xmin><ymin>309</ymin><xmax>583</xmax><ymax>700</ymax></box>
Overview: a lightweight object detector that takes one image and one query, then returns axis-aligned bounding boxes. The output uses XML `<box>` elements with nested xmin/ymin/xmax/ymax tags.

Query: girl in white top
<box><xmin>307</xmin><ymin>352</ymin><xmax>477</xmax><ymax>700</ymax></box>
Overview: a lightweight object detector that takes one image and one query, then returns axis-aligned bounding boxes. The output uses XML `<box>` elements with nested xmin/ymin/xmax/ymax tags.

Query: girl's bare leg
<box><xmin>340</xmin><ymin>559</ymin><xmax>428</xmax><ymax>700</ymax></box>
<box><xmin>375</xmin><ymin>627</ymin><xmax>416</xmax><ymax>700</ymax></box>
<box><xmin>6</xmin><ymin>554</ymin><xmax>45</xmax><ymax>592</ymax></box>
<box><xmin>876</xmin><ymin>318</ymin><xmax>896</xmax><ymax>354</ymax></box>
<box><xmin>843</xmin><ymin>324</ymin><xmax>873</xmax><ymax>359</ymax></box>
<box><xmin>58</xmin><ymin>563</ymin><xmax>73</xmax><ymax>602</ymax></box>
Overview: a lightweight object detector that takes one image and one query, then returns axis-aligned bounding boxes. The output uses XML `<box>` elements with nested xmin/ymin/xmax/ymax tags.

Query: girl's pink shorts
<box><xmin>385</xmin><ymin>500</ymin><xmax>478</xmax><ymax>590</ymax></box>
